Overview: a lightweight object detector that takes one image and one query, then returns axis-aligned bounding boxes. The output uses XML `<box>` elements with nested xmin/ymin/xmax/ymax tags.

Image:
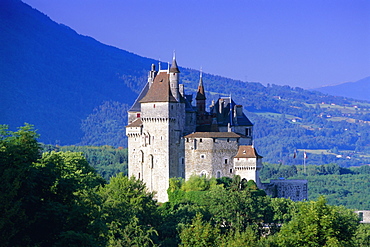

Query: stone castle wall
<box><xmin>184</xmin><ymin>137</ymin><xmax>238</xmax><ymax>179</ymax></box>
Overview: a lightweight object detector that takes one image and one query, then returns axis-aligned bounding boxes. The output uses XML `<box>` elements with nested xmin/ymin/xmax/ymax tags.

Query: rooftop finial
<box><xmin>173</xmin><ymin>50</ymin><xmax>176</xmax><ymax>60</ymax></box>
<box><xmin>200</xmin><ymin>67</ymin><xmax>203</xmax><ymax>78</ymax></box>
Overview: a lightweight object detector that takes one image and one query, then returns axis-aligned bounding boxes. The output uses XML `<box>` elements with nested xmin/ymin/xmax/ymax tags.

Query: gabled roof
<box><xmin>140</xmin><ymin>72</ymin><xmax>177</xmax><ymax>103</ymax></box>
<box><xmin>128</xmin><ymin>82</ymin><xmax>149</xmax><ymax>112</ymax></box>
<box><xmin>234</xmin><ymin>145</ymin><xmax>262</xmax><ymax>158</ymax></box>
<box><xmin>184</xmin><ymin>132</ymin><xmax>241</xmax><ymax>138</ymax></box>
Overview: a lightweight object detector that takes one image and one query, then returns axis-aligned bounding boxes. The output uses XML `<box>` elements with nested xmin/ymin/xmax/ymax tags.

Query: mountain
<box><xmin>0</xmin><ymin>0</ymin><xmax>156</xmax><ymax>144</ymax></box>
<box><xmin>313</xmin><ymin>77</ymin><xmax>370</xmax><ymax>101</ymax></box>
<box><xmin>1</xmin><ymin>0</ymin><xmax>370</xmax><ymax>166</ymax></box>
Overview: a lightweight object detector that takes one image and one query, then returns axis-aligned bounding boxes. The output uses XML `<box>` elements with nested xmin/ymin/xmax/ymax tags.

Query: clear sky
<box><xmin>22</xmin><ymin>0</ymin><xmax>370</xmax><ymax>88</ymax></box>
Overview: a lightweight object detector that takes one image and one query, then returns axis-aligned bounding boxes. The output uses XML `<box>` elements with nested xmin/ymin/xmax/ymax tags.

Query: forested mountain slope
<box><xmin>1</xmin><ymin>0</ymin><xmax>370</xmax><ymax>166</ymax></box>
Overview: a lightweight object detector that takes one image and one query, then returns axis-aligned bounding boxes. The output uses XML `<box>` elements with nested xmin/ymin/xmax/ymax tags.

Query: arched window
<box><xmin>216</xmin><ymin>171</ymin><xmax>221</xmax><ymax>178</ymax></box>
<box><xmin>149</xmin><ymin>154</ymin><xmax>154</xmax><ymax>169</ymax></box>
<box><xmin>140</xmin><ymin>150</ymin><xmax>144</xmax><ymax>163</ymax></box>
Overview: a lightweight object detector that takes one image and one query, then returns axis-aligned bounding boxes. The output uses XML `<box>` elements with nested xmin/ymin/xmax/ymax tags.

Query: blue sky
<box><xmin>22</xmin><ymin>0</ymin><xmax>369</xmax><ymax>88</ymax></box>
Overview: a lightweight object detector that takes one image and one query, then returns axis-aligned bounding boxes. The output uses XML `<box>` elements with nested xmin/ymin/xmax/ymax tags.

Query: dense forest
<box><xmin>2</xmin><ymin>124</ymin><xmax>370</xmax><ymax>246</ymax></box>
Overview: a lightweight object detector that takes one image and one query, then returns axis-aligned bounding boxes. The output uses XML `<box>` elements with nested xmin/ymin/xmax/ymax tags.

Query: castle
<box><xmin>126</xmin><ymin>56</ymin><xmax>307</xmax><ymax>202</ymax></box>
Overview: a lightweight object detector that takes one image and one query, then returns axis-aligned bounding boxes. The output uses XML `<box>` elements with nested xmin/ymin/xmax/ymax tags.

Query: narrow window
<box><xmin>138</xmin><ymin>172</ymin><xmax>141</xmax><ymax>179</ymax></box>
<box><xmin>227</xmin><ymin>138</ymin><xmax>230</xmax><ymax>142</ymax></box>
<box><xmin>153</xmin><ymin>104</ymin><xmax>156</xmax><ymax>108</ymax></box>
<box><xmin>217</xmin><ymin>171</ymin><xmax>221</xmax><ymax>178</ymax></box>
<box><xmin>229</xmin><ymin>168</ymin><xmax>233</xmax><ymax>173</ymax></box>
<box><xmin>224</xmin><ymin>158</ymin><xmax>228</xmax><ymax>164</ymax></box>
<box><xmin>359</xmin><ymin>212</ymin><xmax>364</xmax><ymax>221</ymax></box>
<box><xmin>137</xmin><ymin>113</ymin><xmax>141</xmax><ymax>118</ymax></box>
<box><xmin>199</xmin><ymin>138</ymin><xmax>202</xmax><ymax>143</ymax></box>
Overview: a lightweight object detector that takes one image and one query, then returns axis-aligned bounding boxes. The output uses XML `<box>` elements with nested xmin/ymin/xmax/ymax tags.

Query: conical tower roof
<box><xmin>196</xmin><ymin>70</ymin><xmax>206</xmax><ymax>100</ymax></box>
<box><xmin>169</xmin><ymin>54</ymin><xmax>180</xmax><ymax>73</ymax></box>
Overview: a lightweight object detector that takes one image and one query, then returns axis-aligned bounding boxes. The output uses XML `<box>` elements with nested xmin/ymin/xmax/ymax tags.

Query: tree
<box><xmin>0</xmin><ymin>124</ymin><xmax>42</xmax><ymax>246</ymax></box>
<box><xmin>275</xmin><ymin>196</ymin><xmax>359</xmax><ymax>247</ymax></box>
<box><xmin>179</xmin><ymin>213</ymin><xmax>220</xmax><ymax>247</ymax></box>
<box><xmin>97</xmin><ymin>174</ymin><xmax>158</xmax><ymax>246</ymax></box>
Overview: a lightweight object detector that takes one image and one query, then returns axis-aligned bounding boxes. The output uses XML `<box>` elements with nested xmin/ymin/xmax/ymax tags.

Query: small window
<box><xmin>199</xmin><ymin>138</ymin><xmax>202</xmax><ymax>143</ymax></box>
<box><xmin>137</xmin><ymin>113</ymin><xmax>141</xmax><ymax>118</ymax></box>
<box><xmin>227</xmin><ymin>138</ymin><xmax>230</xmax><ymax>142</ymax></box>
<box><xmin>229</xmin><ymin>169</ymin><xmax>233</xmax><ymax>173</ymax></box>
<box><xmin>217</xmin><ymin>171</ymin><xmax>221</xmax><ymax>178</ymax></box>
<box><xmin>359</xmin><ymin>212</ymin><xmax>364</xmax><ymax>221</ymax></box>
<box><xmin>138</xmin><ymin>172</ymin><xmax>141</xmax><ymax>179</ymax></box>
<box><xmin>171</xmin><ymin>105</ymin><xmax>174</xmax><ymax>109</ymax></box>
<box><xmin>181</xmin><ymin>158</ymin><xmax>185</xmax><ymax>165</ymax></box>
<box><xmin>200</xmin><ymin>154</ymin><xmax>205</xmax><ymax>159</ymax></box>
<box><xmin>153</xmin><ymin>104</ymin><xmax>156</xmax><ymax>108</ymax></box>
<box><xmin>224</xmin><ymin>158</ymin><xmax>228</xmax><ymax>164</ymax></box>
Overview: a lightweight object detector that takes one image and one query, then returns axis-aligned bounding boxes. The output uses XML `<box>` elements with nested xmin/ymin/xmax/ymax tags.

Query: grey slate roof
<box><xmin>128</xmin><ymin>82</ymin><xmax>149</xmax><ymax>112</ymax></box>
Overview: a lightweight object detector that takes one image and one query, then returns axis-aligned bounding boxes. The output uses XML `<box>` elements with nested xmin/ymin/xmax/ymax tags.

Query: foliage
<box><xmin>80</xmin><ymin>101</ymin><xmax>130</xmax><ymax>147</ymax></box>
<box><xmin>54</xmin><ymin>145</ymin><xmax>128</xmax><ymax>180</ymax></box>
<box><xmin>97</xmin><ymin>174</ymin><xmax>158</xmax><ymax>246</ymax></box>
<box><xmin>275</xmin><ymin>196</ymin><xmax>359</xmax><ymax>247</ymax></box>
<box><xmin>353</xmin><ymin>224</ymin><xmax>370</xmax><ymax>247</ymax></box>
<box><xmin>0</xmin><ymin>124</ymin><xmax>106</xmax><ymax>246</ymax></box>
<box><xmin>179</xmin><ymin>213</ymin><xmax>220</xmax><ymax>247</ymax></box>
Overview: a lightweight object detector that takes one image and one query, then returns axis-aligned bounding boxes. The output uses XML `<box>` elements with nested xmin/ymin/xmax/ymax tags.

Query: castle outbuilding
<box><xmin>126</xmin><ymin>56</ymin><xmax>307</xmax><ymax>202</ymax></box>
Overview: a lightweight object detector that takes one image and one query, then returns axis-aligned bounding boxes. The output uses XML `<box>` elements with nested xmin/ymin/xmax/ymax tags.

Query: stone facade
<box><xmin>126</xmin><ymin>56</ymin><xmax>308</xmax><ymax>202</ymax></box>
<box><xmin>355</xmin><ymin>210</ymin><xmax>370</xmax><ymax>223</ymax></box>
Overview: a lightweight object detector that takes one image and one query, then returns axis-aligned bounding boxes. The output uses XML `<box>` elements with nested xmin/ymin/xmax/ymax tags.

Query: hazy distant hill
<box><xmin>313</xmin><ymin>77</ymin><xmax>370</xmax><ymax>101</ymax></box>
<box><xmin>1</xmin><ymin>0</ymin><xmax>370</xmax><ymax>166</ymax></box>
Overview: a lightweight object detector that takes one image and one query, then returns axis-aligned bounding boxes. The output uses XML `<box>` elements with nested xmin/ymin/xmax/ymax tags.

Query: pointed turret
<box><xmin>169</xmin><ymin>52</ymin><xmax>180</xmax><ymax>101</ymax></box>
<box><xmin>169</xmin><ymin>52</ymin><xmax>180</xmax><ymax>73</ymax></box>
<box><xmin>196</xmin><ymin>70</ymin><xmax>206</xmax><ymax>101</ymax></box>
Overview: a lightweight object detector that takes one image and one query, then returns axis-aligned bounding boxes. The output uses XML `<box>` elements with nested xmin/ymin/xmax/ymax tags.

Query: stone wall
<box><xmin>266</xmin><ymin>179</ymin><xmax>308</xmax><ymax>201</ymax></box>
<box><xmin>184</xmin><ymin>137</ymin><xmax>238</xmax><ymax>179</ymax></box>
<box><xmin>355</xmin><ymin>210</ymin><xmax>370</xmax><ymax>223</ymax></box>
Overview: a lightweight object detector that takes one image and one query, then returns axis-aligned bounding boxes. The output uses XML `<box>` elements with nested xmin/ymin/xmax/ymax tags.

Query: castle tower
<box><xmin>126</xmin><ymin>68</ymin><xmax>185</xmax><ymax>202</ymax></box>
<box><xmin>233</xmin><ymin>145</ymin><xmax>263</xmax><ymax>187</ymax></box>
<box><xmin>169</xmin><ymin>54</ymin><xmax>180</xmax><ymax>102</ymax></box>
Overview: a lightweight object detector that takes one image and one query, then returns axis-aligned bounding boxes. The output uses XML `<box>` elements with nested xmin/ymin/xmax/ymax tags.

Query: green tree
<box><xmin>353</xmin><ymin>224</ymin><xmax>370</xmax><ymax>247</ymax></box>
<box><xmin>179</xmin><ymin>213</ymin><xmax>220</xmax><ymax>247</ymax></box>
<box><xmin>97</xmin><ymin>174</ymin><xmax>158</xmax><ymax>246</ymax></box>
<box><xmin>0</xmin><ymin>124</ymin><xmax>41</xmax><ymax>246</ymax></box>
<box><xmin>276</xmin><ymin>196</ymin><xmax>359</xmax><ymax>247</ymax></box>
